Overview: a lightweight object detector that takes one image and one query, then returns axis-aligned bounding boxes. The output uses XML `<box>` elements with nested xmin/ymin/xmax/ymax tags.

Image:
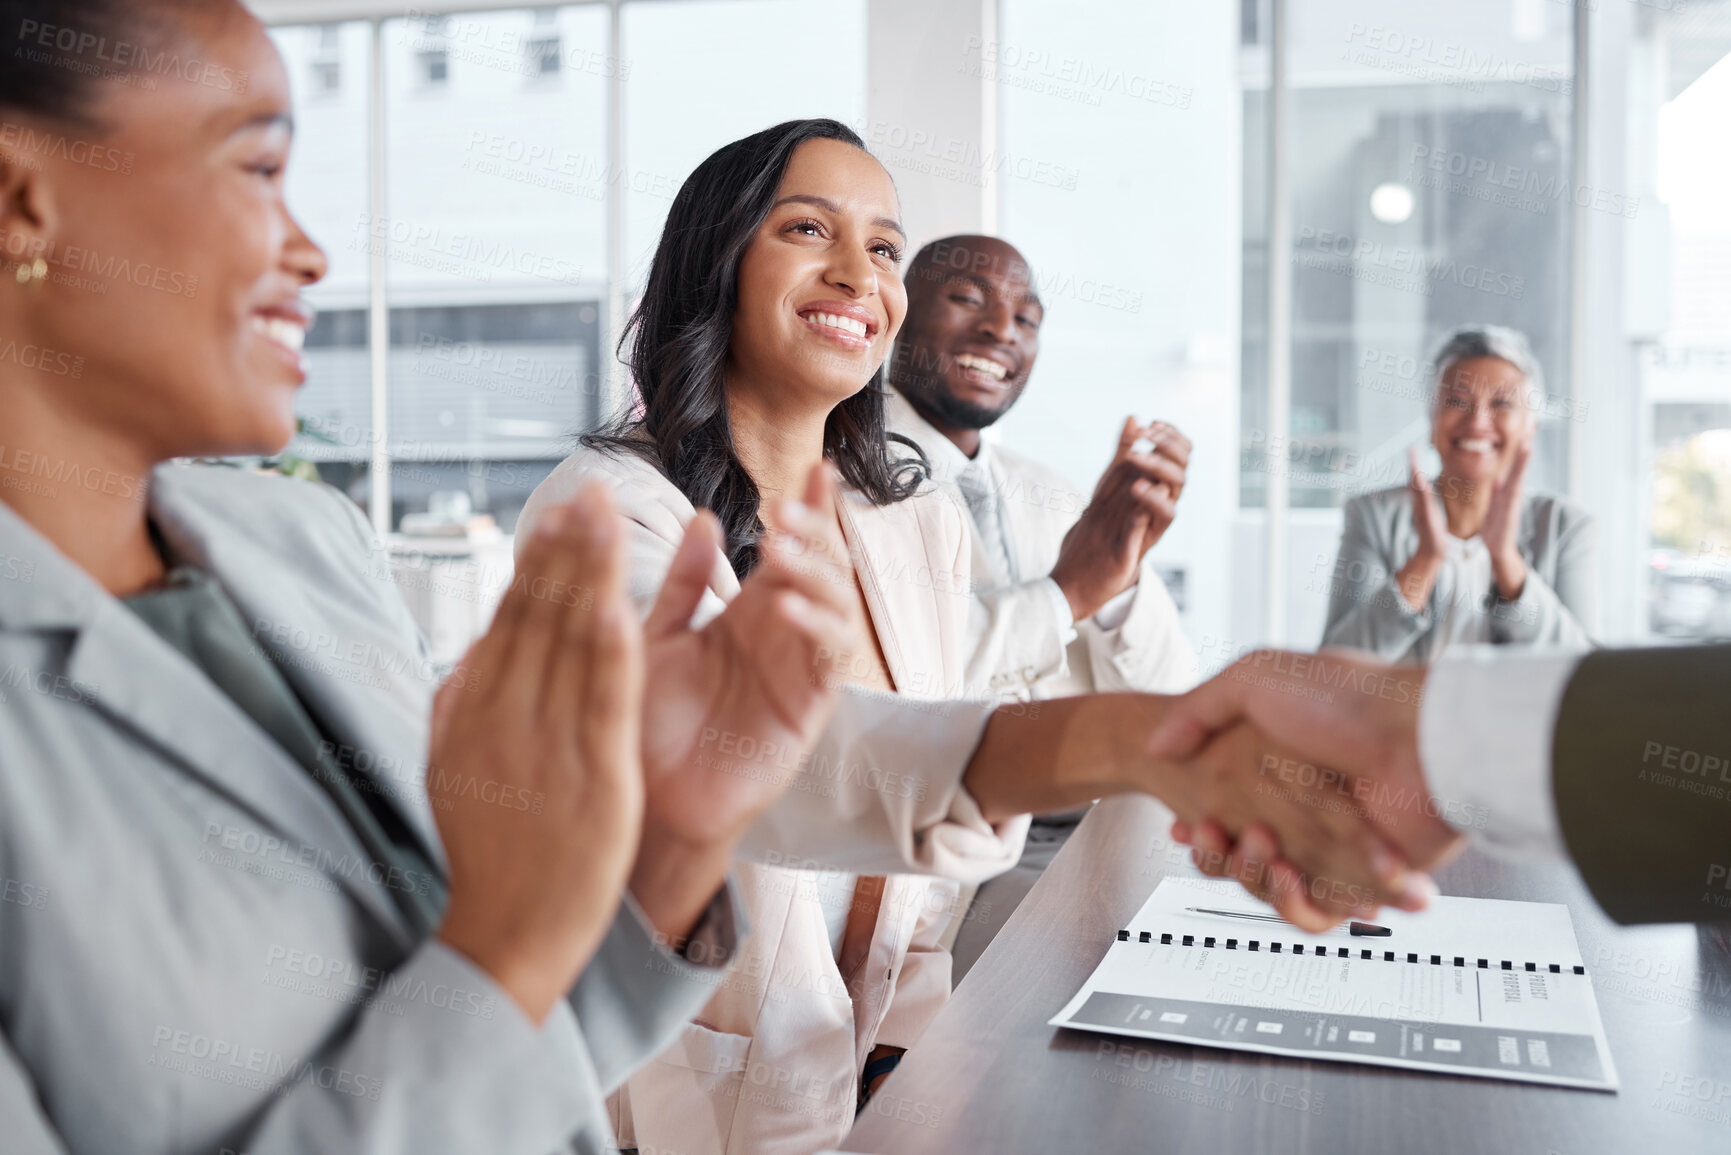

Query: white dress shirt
<box><xmin>885</xmin><ymin>390</ymin><xmax>1196</xmax><ymax>700</ymax></box>
<box><xmin>1418</xmin><ymin>646</ymin><xmax>1583</xmax><ymax>857</ymax></box>
<box><xmin>917</xmin><ymin>419</ymin><xmax>1079</xmax><ymax>648</ymax></box>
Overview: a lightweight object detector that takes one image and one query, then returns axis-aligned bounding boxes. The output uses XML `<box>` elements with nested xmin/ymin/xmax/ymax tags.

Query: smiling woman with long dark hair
<box><xmin>521</xmin><ymin>119</ymin><xmax>1006</xmax><ymax>1155</ymax></box>
<box><xmin>586</xmin><ymin>117</ymin><xmax>927</xmax><ymax>576</ymax></box>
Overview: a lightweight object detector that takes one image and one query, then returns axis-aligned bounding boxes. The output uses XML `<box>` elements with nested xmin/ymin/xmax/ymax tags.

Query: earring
<box><xmin>14</xmin><ymin>258</ymin><xmax>47</xmax><ymax>289</ymax></box>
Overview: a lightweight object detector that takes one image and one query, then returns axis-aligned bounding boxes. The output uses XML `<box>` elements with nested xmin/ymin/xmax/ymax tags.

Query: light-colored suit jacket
<box><xmin>519</xmin><ymin>445</ymin><xmax>1023</xmax><ymax>1155</ymax></box>
<box><xmin>1320</xmin><ymin>484</ymin><xmax>1596</xmax><ymax>661</ymax></box>
<box><xmin>885</xmin><ymin>390</ymin><xmax>1198</xmax><ymax>699</ymax></box>
<box><xmin>0</xmin><ymin>463</ymin><xmax>738</xmax><ymax>1155</ymax></box>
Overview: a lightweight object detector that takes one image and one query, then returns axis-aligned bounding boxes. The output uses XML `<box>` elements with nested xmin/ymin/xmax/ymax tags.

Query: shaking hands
<box><xmin>1148</xmin><ymin>648</ymin><xmax>1467</xmax><ymax>933</ymax></box>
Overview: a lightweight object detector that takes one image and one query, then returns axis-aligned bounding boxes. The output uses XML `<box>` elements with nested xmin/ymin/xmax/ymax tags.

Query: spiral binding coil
<box><xmin>1114</xmin><ymin>928</ymin><xmax>1587</xmax><ymax>975</ymax></box>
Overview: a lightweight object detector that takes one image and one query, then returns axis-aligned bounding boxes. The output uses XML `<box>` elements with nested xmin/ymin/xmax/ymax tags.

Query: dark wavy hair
<box><xmin>585</xmin><ymin>118</ymin><xmax>927</xmax><ymax>577</ymax></box>
<box><xmin>0</xmin><ymin>0</ymin><xmax>224</xmax><ymax>126</ymax></box>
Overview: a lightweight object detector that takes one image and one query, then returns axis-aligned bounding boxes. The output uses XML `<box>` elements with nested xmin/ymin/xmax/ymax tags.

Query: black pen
<box><xmin>1184</xmin><ymin>906</ymin><xmax>1393</xmax><ymax>937</ymax></box>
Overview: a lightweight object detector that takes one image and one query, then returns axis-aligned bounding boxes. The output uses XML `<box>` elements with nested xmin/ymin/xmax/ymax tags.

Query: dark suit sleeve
<box><xmin>1552</xmin><ymin>645</ymin><xmax>1731</xmax><ymax>924</ymax></box>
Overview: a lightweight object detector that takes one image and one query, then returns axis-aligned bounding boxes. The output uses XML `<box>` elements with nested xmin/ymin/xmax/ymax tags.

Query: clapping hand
<box><xmin>1395</xmin><ymin>448</ymin><xmax>1450</xmax><ymax>613</ymax></box>
<box><xmin>1480</xmin><ymin>436</ymin><xmax>1533</xmax><ymax>601</ymax></box>
<box><xmin>1049</xmin><ymin>417</ymin><xmax>1191</xmax><ymax>621</ymax></box>
<box><xmin>629</xmin><ymin>463</ymin><xmax>862</xmax><ymax>940</ymax></box>
<box><xmin>1408</xmin><ymin>447</ymin><xmax>1448</xmax><ymax>564</ymax></box>
<box><xmin>430</xmin><ymin>483</ymin><xmax>644</xmax><ymax>1023</ymax></box>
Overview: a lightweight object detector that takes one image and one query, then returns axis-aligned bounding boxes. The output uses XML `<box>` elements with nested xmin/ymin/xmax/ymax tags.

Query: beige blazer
<box><xmin>519</xmin><ymin>445</ymin><xmax>1020</xmax><ymax>1155</ymax></box>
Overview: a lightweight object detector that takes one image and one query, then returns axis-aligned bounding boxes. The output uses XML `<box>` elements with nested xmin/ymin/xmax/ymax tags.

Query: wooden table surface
<box><xmin>845</xmin><ymin>794</ymin><xmax>1731</xmax><ymax>1154</ymax></box>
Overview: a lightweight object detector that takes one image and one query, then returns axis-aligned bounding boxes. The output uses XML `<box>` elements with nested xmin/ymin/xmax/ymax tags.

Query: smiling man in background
<box><xmin>885</xmin><ymin>234</ymin><xmax>1199</xmax><ymax>980</ymax></box>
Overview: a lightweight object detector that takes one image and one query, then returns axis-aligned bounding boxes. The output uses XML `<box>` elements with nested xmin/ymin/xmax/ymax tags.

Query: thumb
<box><xmin>1114</xmin><ymin>416</ymin><xmax>1143</xmax><ymax>463</ymax></box>
<box><xmin>1502</xmin><ymin>439</ymin><xmax>1533</xmax><ymax>493</ymax></box>
<box><xmin>800</xmin><ymin>459</ymin><xmax>838</xmax><ymax>511</ymax></box>
<box><xmin>1146</xmin><ymin>663</ymin><xmax>1253</xmax><ymax>760</ymax></box>
<box><xmin>645</xmin><ymin>510</ymin><xmax>722</xmax><ymax>642</ymax></box>
<box><xmin>431</xmin><ymin>642</ymin><xmax>479</xmax><ymax>746</ymax></box>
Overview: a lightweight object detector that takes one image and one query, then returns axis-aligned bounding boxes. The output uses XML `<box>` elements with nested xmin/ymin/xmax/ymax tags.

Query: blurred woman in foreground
<box><xmin>0</xmin><ymin>4</ymin><xmax>852</xmax><ymax>1152</ymax></box>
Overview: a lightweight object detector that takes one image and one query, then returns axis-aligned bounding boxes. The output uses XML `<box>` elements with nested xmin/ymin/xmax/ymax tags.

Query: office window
<box><xmin>269</xmin><ymin>21</ymin><xmax>373</xmax><ymax>499</ymax></box>
<box><xmin>620</xmin><ymin>0</ymin><xmax>868</xmax><ymax>282</ymax></box>
<box><xmin>527</xmin><ymin>9</ymin><xmax>562</xmax><ymax>82</ymax></box>
<box><xmin>267</xmin><ymin>3</ymin><xmax>868</xmax><ymax>540</ymax></box>
<box><xmin>1241</xmin><ymin>0</ymin><xmax>1266</xmax><ymax>47</ymax></box>
<box><xmin>376</xmin><ymin>6</ymin><xmax>610</xmax><ymax>532</ymax></box>
<box><xmin>1241</xmin><ymin>0</ymin><xmax>1576</xmax><ymax>512</ymax></box>
<box><xmin>995</xmin><ymin>0</ymin><xmax>1232</xmax><ymax>643</ymax></box>
<box><xmin>310</xmin><ymin>25</ymin><xmax>342</xmax><ymax>96</ymax></box>
<box><xmin>1643</xmin><ymin>34</ymin><xmax>1731</xmax><ymax>640</ymax></box>
<box><xmin>411</xmin><ymin>18</ymin><xmax>451</xmax><ymax>89</ymax></box>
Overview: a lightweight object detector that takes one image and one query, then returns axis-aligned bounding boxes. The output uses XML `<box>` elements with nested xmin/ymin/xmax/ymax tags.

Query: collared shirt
<box><xmin>887</xmin><ymin>391</ymin><xmax>1081</xmax><ymax>641</ymax></box>
<box><xmin>124</xmin><ymin>563</ymin><xmax>448</xmax><ymax>938</ymax></box>
<box><xmin>1419</xmin><ymin>646</ymin><xmax>1578</xmax><ymax>857</ymax></box>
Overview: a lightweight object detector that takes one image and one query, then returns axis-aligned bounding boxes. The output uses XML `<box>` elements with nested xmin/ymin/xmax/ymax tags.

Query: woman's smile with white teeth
<box><xmin>251</xmin><ymin>315</ymin><xmax>307</xmax><ymax>354</ymax></box>
<box><xmin>802</xmin><ymin>311</ymin><xmax>869</xmax><ymax>339</ymax></box>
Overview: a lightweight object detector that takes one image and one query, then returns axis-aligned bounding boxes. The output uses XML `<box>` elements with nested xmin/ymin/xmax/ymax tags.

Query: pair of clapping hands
<box><xmin>1147</xmin><ymin>649</ymin><xmax>1467</xmax><ymax>932</ymax></box>
<box><xmin>429</xmin><ymin>465</ymin><xmax>860</xmax><ymax>1023</ymax></box>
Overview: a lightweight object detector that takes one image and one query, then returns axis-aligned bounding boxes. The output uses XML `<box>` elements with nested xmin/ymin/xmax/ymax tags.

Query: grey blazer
<box><xmin>0</xmin><ymin>463</ymin><xmax>737</xmax><ymax>1155</ymax></box>
<box><xmin>1320</xmin><ymin>484</ymin><xmax>1596</xmax><ymax>660</ymax></box>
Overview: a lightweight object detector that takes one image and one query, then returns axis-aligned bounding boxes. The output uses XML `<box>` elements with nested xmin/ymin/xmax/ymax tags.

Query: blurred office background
<box><xmin>245</xmin><ymin>0</ymin><xmax>1731</xmax><ymax>666</ymax></box>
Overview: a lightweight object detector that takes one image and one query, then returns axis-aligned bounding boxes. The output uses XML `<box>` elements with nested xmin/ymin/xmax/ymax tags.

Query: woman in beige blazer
<box><xmin>519</xmin><ymin>119</ymin><xmax>984</xmax><ymax>1155</ymax></box>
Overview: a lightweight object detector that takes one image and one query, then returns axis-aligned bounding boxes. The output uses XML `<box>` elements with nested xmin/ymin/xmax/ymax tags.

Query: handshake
<box><xmin>1141</xmin><ymin>649</ymin><xmax>1470</xmax><ymax>933</ymax></box>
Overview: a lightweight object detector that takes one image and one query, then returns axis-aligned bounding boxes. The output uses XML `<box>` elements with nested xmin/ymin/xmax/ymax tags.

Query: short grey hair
<box><xmin>1428</xmin><ymin>324</ymin><xmax>1545</xmax><ymax>399</ymax></box>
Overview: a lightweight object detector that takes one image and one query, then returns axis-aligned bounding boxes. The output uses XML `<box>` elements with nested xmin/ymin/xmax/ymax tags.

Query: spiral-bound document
<box><xmin>1050</xmin><ymin>878</ymin><xmax>1618</xmax><ymax>1090</ymax></box>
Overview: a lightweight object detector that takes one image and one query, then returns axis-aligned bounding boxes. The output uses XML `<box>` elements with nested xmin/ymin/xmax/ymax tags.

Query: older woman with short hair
<box><xmin>1321</xmin><ymin>325</ymin><xmax>1596</xmax><ymax>661</ymax></box>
